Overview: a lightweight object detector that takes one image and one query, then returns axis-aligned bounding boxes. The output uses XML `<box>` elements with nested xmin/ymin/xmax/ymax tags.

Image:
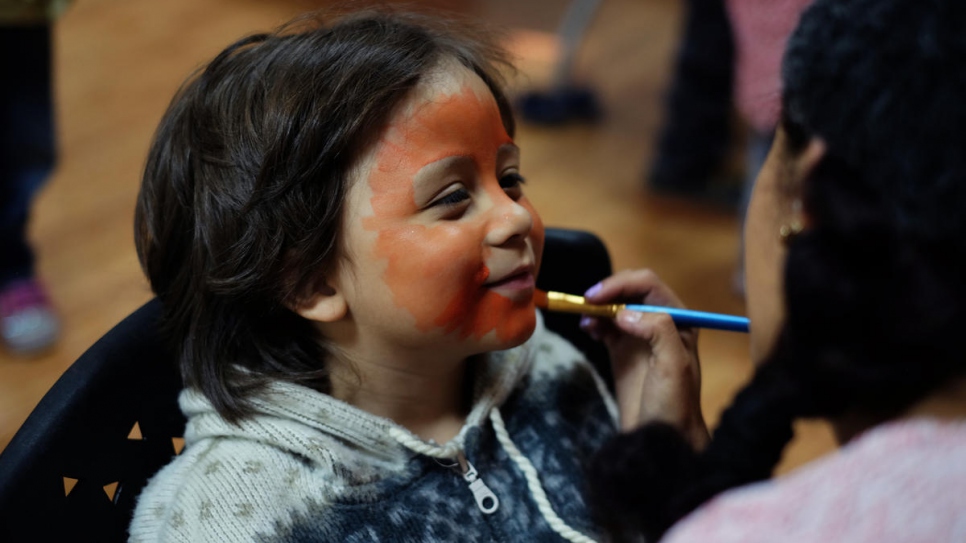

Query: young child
<box><xmin>129</xmin><ymin>10</ymin><xmax>620</xmax><ymax>542</ymax></box>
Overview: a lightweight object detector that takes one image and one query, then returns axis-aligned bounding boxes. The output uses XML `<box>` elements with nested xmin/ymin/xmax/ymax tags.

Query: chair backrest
<box><xmin>535</xmin><ymin>227</ymin><xmax>613</xmax><ymax>385</ymax></box>
<box><xmin>0</xmin><ymin>227</ymin><xmax>612</xmax><ymax>542</ymax></box>
<box><xmin>0</xmin><ymin>298</ymin><xmax>181</xmax><ymax>542</ymax></box>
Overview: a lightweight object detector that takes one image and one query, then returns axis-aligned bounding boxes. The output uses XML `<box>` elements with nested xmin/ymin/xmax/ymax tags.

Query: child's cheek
<box><xmin>372</xmin><ymin>221</ymin><xmax>534</xmax><ymax>343</ymax></box>
<box><xmin>372</xmin><ymin>220</ymin><xmax>483</xmax><ymax>330</ymax></box>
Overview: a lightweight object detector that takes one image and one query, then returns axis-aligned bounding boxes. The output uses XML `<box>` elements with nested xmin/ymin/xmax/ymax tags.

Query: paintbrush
<box><xmin>533</xmin><ymin>289</ymin><xmax>750</xmax><ymax>333</ymax></box>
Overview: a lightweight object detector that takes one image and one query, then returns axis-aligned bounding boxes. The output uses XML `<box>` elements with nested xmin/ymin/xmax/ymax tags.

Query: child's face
<box><xmin>334</xmin><ymin>61</ymin><xmax>544</xmax><ymax>358</ymax></box>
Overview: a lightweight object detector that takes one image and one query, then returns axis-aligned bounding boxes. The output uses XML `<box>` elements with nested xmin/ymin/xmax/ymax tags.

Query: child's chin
<box><xmin>492</xmin><ymin>313</ymin><xmax>537</xmax><ymax>349</ymax></box>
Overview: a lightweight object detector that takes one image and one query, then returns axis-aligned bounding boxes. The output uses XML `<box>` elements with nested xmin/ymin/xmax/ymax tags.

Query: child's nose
<box><xmin>483</xmin><ymin>194</ymin><xmax>533</xmax><ymax>247</ymax></box>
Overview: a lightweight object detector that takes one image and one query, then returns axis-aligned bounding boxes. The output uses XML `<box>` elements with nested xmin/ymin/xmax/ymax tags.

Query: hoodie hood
<box><xmin>178</xmin><ymin>313</ymin><xmax>542</xmax><ymax>471</ymax></box>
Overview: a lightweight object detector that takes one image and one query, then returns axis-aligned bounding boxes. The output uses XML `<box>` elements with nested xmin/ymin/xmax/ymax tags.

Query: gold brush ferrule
<box><xmin>545</xmin><ymin>291</ymin><xmax>623</xmax><ymax>318</ymax></box>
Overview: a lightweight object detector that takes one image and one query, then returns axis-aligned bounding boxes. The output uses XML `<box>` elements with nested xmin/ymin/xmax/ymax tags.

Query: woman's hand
<box><xmin>581</xmin><ymin>269</ymin><xmax>709</xmax><ymax>449</ymax></box>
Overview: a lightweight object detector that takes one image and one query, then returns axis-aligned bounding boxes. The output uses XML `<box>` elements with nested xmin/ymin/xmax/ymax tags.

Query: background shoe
<box><xmin>515</xmin><ymin>85</ymin><xmax>602</xmax><ymax>125</ymax></box>
<box><xmin>0</xmin><ymin>278</ymin><xmax>61</xmax><ymax>356</ymax></box>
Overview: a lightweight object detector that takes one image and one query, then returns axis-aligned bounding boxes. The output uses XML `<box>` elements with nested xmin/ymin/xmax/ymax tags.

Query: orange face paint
<box><xmin>360</xmin><ymin>73</ymin><xmax>544</xmax><ymax>346</ymax></box>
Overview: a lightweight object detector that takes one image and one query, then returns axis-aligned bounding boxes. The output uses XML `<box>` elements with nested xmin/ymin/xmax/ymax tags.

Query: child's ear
<box><xmin>292</xmin><ymin>284</ymin><xmax>347</xmax><ymax>323</ymax></box>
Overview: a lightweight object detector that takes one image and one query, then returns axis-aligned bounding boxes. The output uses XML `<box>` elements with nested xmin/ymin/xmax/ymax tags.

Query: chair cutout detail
<box><xmin>64</xmin><ymin>476</ymin><xmax>79</xmax><ymax>497</ymax></box>
<box><xmin>127</xmin><ymin>422</ymin><xmax>143</xmax><ymax>440</ymax></box>
<box><xmin>104</xmin><ymin>482</ymin><xmax>119</xmax><ymax>501</ymax></box>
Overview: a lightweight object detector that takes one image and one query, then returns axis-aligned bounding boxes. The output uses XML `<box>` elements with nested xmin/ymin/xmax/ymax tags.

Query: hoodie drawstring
<box><xmin>389</xmin><ymin>409</ymin><xmax>597</xmax><ymax>543</ymax></box>
<box><xmin>489</xmin><ymin>408</ymin><xmax>597</xmax><ymax>543</ymax></box>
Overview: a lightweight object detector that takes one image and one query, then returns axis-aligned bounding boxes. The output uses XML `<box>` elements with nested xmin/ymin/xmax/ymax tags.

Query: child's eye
<box><xmin>429</xmin><ymin>187</ymin><xmax>470</xmax><ymax>209</ymax></box>
<box><xmin>500</xmin><ymin>172</ymin><xmax>526</xmax><ymax>198</ymax></box>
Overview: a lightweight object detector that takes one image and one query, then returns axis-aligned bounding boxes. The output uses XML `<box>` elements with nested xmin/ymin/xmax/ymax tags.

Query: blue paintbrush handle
<box><xmin>623</xmin><ymin>304</ymin><xmax>750</xmax><ymax>333</ymax></box>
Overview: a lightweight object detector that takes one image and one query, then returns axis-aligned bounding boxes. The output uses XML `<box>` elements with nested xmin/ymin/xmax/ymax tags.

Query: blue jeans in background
<box><xmin>0</xmin><ymin>24</ymin><xmax>55</xmax><ymax>288</ymax></box>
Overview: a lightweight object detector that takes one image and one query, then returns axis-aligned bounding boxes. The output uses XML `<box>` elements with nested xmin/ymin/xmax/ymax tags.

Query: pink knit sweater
<box><xmin>724</xmin><ymin>0</ymin><xmax>813</xmax><ymax>132</ymax></box>
<box><xmin>662</xmin><ymin>418</ymin><xmax>966</xmax><ymax>543</ymax></box>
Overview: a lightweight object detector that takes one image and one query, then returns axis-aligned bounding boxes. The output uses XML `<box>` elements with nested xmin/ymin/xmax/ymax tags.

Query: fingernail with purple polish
<box><xmin>618</xmin><ymin>310</ymin><xmax>642</xmax><ymax>325</ymax></box>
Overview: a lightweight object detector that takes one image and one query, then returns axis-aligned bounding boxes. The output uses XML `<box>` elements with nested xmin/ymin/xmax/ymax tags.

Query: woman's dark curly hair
<box><xmin>134</xmin><ymin>9</ymin><xmax>515</xmax><ymax>423</ymax></box>
<box><xmin>588</xmin><ymin>0</ymin><xmax>966</xmax><ymax>540</ymax></box>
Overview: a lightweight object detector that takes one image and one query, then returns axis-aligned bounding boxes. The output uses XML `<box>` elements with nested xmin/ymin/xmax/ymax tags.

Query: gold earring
<box><xmin>779</xmin><ymin>221</ymin><xmax>804</xmax><ymax>244</ymax></box>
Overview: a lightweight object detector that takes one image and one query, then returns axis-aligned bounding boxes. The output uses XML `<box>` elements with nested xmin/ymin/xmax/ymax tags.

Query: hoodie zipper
<box><xmin>453</xmin><ymin>451</ymin><xmax>500</xmax><ymax>514</ymax></box>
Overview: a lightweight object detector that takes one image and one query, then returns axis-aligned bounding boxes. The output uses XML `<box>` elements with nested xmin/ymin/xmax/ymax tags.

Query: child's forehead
<box><xmin>345</xmin><ymin>59</ymin><xmax>503</xmax><ymax>184</ymax></box>
<box><xmin>405</xmin><ymin>58</ymin><xmax>493</xmax><ymax>115</ymax></box>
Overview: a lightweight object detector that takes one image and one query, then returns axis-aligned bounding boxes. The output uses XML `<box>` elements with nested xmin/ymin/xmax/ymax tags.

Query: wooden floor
<box><xmin>0</xmin><ymin>0</ymin><xmax>835</xmax><ymax>473</ymax></box>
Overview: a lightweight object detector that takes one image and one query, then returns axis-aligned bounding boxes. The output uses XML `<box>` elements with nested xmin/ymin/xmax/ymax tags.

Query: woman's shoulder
<box><xmin>129</xmin><ymin>436</ymin><xmax>327</xmax><ymax>542</ymax></box>
<box><xmin>662</xmin><ymin>418</ymin><xmax>966</xmax><ymax>543</ymax></box>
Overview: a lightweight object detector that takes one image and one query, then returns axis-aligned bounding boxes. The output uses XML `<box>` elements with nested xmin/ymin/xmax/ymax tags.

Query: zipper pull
<box><xmin>455</xmin><ymin>452</ymin><xmax>499</xmax><ymax>514</ymax></box>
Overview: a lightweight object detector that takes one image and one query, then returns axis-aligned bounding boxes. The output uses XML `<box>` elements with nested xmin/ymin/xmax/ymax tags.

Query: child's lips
<box><xmin>485</xmin><ymin>267</ymin><xmax>536</xmax><ymax>297</ymax></box>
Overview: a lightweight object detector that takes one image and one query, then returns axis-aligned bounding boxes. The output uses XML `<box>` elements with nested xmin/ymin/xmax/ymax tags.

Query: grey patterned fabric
<box><xmin>130</xmin><ymin>316</ymin><xmax>618</xmax><ymax>542</ymax></box>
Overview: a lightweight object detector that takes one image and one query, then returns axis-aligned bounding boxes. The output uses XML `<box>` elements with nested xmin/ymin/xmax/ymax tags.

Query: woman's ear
<box><xmin>792</xmin><ymin>138</ymin><xmax>826</xmax><ymax>190</ymax></box>
<box><xmin>788</xmin><ymin>137</ymin><xmax>826</xmax><ymax>227</ymax></box>
<box><xmin>291</xmin><ymin>283</ymin><xmax>348</xmax><ymax>323</ymax></box>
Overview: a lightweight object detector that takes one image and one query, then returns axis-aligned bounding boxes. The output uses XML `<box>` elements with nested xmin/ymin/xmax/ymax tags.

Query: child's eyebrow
<box><xmin>418</xmin><ymin>155</ymin><xmax>474</xmax><ymax>175</ymax></box>
<box><xmin>497</xmin><ymin>143</ymin><xmax>520</xmax><ymax>161</ymax></box>
<box><xmin>415</xmin><ymin>143</ymin><xmax>520</xmax><ymax>182</ymax></box>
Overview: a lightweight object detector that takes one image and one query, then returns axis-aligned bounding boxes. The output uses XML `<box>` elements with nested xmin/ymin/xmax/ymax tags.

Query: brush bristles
<box><xmin>533</xmin><ymin>289</ymin><xmax>549</xmax><ymax>309</ymax></box>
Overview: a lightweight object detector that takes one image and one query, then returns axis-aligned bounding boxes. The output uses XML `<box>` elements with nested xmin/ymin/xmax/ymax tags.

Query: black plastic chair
<box><xmin>0</xmin><ymin>227</ymin><xmax>612</xmax><ymax>542</ymax></box>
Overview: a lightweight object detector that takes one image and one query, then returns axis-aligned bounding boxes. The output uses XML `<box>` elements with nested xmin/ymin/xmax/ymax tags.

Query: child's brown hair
<box><xmin>135</xmin><ymin>9</ymin><xmax>516</xmax><ymax>423</ymax></box>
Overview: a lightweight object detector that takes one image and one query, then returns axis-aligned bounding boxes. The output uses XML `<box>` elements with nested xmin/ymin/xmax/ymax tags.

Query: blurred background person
<box><xmin>647</xmin><ymin>0</ymin><xmax>736</xmax><ymax>205</ymax></box>
<box><xmin>0</xmin><ymin>0</ymin><xmax>70</xmax><ymax>355</ymax></box>
<box><xmin>648</xmin><ymin>0</ymin><xmax>811</xmax><ymax>297</ymax></box>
